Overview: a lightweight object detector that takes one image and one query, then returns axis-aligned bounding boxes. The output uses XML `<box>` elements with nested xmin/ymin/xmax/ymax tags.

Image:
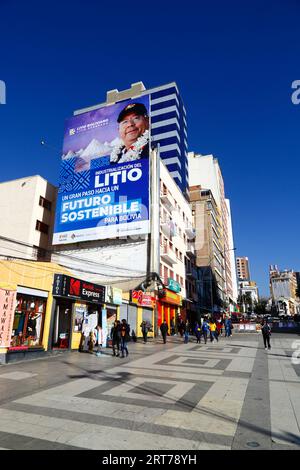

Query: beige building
<box><xmin>0</xmin><ymin>175</ymin><xmax>57</xmax><ymax>260</ymax></box>
<box><xmin>188</xmin><ymin>152</ymin><xmax>237</xmax><ymax>309</ymax></box>
<box><xmin>190</xmin><ymin>185</ymin><xmax>224</xmax><ymax>313</ymax></box>
<box><xmin>236</xmin><ymin>257</ymin><xmax>250</xmax><ymax>281</ymax></box>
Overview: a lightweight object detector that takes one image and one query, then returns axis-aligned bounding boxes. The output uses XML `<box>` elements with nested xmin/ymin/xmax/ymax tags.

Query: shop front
<box><xmin>157</xmin><ymin>288</ymin><xmax>182</xmax><ymax>334</ymax></box>
<box><xmin>1</xmin><ymin>285</ymin><xmax>50</xmax><ymax>363</ymax></box>
<box><xmin>51</xmin><ymin>274</ymin><xmax>106</xmax><ymax>351</ymax></box>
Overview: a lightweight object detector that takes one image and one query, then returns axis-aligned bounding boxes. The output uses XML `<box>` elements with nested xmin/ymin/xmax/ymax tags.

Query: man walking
<box><xmin>120</xmin><ymin>319</ymin><xmax>130</xmax><ymax>357</ymax></box>
<box><xmin>110</xmin><ymin>320</ymin><xmax>121</xmax><ymax>356</ymax></box>
<box><xmin>160</xmin><ymin>320</ymin><xmax>168</xmax><ymax>344</ymax></box>
<box><xmin>201</xmin><ymin>318</ymin><xmax>209</xmax><ymax>344</ymax></box>
<box><xmin>261</xmin><ymin>320</ymin><xmax>271</xmax><ymax>350</ymax></box>
<box><xmin>140</xmin><ymin>320</ymin><xmax>148</xmax><ymax>343</ymax></box>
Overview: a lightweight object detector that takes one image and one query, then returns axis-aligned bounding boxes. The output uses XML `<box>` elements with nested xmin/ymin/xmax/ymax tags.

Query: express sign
<box><xmin>53</xmin><ymin>274</ymin><xmax>105</xmax><ymax>304</ymax></box>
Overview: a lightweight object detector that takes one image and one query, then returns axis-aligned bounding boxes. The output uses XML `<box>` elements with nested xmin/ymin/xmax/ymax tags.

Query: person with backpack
<box><xmin>224</xmin><ymin>317</ymin><xmax>233</xmax><ymax>338</ymax></box>
<box><xmin>261</xmin><ymin>320</ymin><xmax>271</xmax><ymax>350</ymax></box>
<box><xmin>194</xmin><ymin>322</ymin><xmax>201</xmax><ymax>344</ymax></box>
<box><xmin>120</xmin><ymin>319</ymin><xmax>130</xmax><ymax>357</ymax></box>
<box><xmin>201</xmin><ymin>318</ymin><xmax>209</xmax><ymax>344</ymax></box>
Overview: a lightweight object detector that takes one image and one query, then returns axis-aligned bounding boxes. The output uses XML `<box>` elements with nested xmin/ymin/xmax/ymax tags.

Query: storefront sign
<box><xmin>167</xmin><ymin>278</ymin><xmax>181</xmax><ymax>293</ymax></box>
<box><xmin>131</xmin><ymin>290</ymin><xmax>155</xmax><ymax>308</ymax></box>
<box><xmin>160</xmin><ymin>288</ymin><xmax>182</xmax><ymax>306</ymax></box>
<box><xmin>53</xmin><ymin>274</ymin><xmax>105</xmax><ymax>304</ymax></box>
<box><xmin>0</xmin><ymin>289</ymin><xmax>17</xmax><ymax>347</ymax></box>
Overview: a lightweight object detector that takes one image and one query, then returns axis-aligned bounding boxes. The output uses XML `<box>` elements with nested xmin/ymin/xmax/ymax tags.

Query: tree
<box><xmin>254</xmin><ymin>298</ymin><xmax>268</xmax><ymax>316</ymax></box>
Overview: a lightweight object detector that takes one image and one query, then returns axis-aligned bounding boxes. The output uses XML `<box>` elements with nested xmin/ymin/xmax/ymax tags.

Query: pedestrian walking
<box><xmin>160</xmin><ymin>320</ymin><xmax>168</xmax><ymax>344</ymax></box>
<box><xmin>224</xmin><ymin>317</ymin><xmax>232</xmax><ymax>338</ymax></box>
<box><xmin>201</xmin><ymin>318</ymin><xmax>209</xmax><ymax>344</ymax></box>
<box><xmin>261</xmin><ymin>320</ymin><xmax>271</xmax><ymax>350</ymax></box>
<box><xmin>195</xmin><ymin>322</ymin><xmax>201</xmax><ymax>344</ymax></box>
<box><xmin>184</xmin><ymin>325</ymin><xmax>189</xmax><ymax>344</ymax></box>
<box><xmin>95</xmin><ymin>325</ymin><xmax>104</xmax><ymax>356</ymax></box>
<box><xmin>140</xmin><ymin>320</ymin><xmax>148</xmax><ymax>343</ymax></box>
<box><xmin>110</xmin><ymin>320</ymin><xmax>121</xmax><ymax>356</ymax></box>
<box><xmin>120</xmin><ymin>319</ymin><xmax>130</xmax><ymax>357</ymax></box>
<box><xmin>209</xmin><ymin>320</ymin><xmax>218</xmax><ymax>342</ymax></box>
<box><xmin>216</xmin><ymin>319</ymin><xmax>222</xmax><ymax>337</ymax></box>
<box><xmin>170</xmin><ymin>317</ymin><xmax>176</xmax><ymax>336</ymax></box>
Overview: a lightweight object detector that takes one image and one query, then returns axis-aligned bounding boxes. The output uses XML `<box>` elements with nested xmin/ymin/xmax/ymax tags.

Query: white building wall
<box><xmin>160</xmin><ymin>160</ymin><xmax>193</xmax><ymax>300</ymax></box>
<box><xmin>0</xmin><ymin>175</ymin><xmax>56</xmax><ymax>259</ymax></box>
<box><xmin>188</xmin><ymin>153</ymin><xmax>221</xmax><ymax>207</ymax></box>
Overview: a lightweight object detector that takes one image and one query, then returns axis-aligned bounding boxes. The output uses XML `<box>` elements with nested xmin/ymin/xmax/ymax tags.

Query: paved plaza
<box><xmin>0</xmin><ymin>333</ymin><xmax>299</xmax><ymax>450</ymax></box>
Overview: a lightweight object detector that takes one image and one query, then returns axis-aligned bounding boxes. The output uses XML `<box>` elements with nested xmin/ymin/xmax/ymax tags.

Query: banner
<box><xmin>53</xmin><ymin>96</ymin><xmax>150</xmax><ymax>244</ymax></box>
<box><xmin>0</xmin><ymin>289</ymin><xmax>17</xmax><ymax>348</ymax></box>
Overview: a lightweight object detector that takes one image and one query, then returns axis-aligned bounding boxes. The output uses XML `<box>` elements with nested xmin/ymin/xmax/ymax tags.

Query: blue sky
<box><xmin>0</xmin><ymin>0</ymin><xmax>299</xmax><ymax>296</ymax></box>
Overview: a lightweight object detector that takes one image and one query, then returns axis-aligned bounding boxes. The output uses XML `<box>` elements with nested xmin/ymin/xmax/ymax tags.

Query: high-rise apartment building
<box><xmin>190</xmin><ymin>185</ymin><xmax>224</xmax><ymax>314</ymax></box>
<box><xmin>236</xmin><ymin>257</ymin><xmax>250</xmax><ymax>281</ymax></box>
<box><xmin>188</xmin><ymin>152</ymin><xmax>237</xmax><ymax>309</ymax></box>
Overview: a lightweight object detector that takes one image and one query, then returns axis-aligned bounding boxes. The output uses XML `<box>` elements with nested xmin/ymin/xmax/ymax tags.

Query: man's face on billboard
<box><xmin>119</xmin><ymin>112</ymin><xmax>149</xmax><ymax>149</ymax></box>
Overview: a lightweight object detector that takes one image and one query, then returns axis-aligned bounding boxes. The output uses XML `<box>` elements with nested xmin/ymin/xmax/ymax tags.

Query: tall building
<box><xmin>236</xmin><ymin>257</ymin><xmax>250</xmax><ymax>281</ymax></box>
<box><xmin>190</xmin><ymin>185</ymin><xmax>224</xmax><ymax>314</ymax></box>
<box><xmin>50</xmin><ymin>81</ymin><xmax>195</xmax><ymax>334</ymax></box>
<box><xmin>75</xmin><ymin>81</ymin><xmax>189</xmax><ymax>198</ymax></box>
<box><xmin>0</xmin><ymin>175</ymin><xmax>56</xmax><ymax>261</ymax></box>
<box><xmin>188</xmin><ymin>152</ymin><xmax>237</xmax><ymax>310</ymax></box>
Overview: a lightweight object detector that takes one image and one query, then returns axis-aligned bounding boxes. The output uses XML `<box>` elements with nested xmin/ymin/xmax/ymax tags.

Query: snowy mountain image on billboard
<box><xmin>61</xmin><ymin>95</ymin><xmax>150</xmax><ymax>172</ymax></box>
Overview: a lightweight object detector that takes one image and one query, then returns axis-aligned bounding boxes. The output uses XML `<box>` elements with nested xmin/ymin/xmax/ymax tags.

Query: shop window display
<box><xmin>10</xmin><ymin>296</ymin><xmax>46</xmax><ymax>348</ymax></box>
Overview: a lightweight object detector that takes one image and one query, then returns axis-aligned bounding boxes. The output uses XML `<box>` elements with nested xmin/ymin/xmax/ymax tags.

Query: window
<box><xmin>169</xmin><ymin>270</ymin><xmax>174</xmax><ymax>280</ymax></box>
<box><xmin>175</xmin><ymin>248</ymin><xmax>179</xmax><ymax>258</ymax></box>
<box><xmin>176</xmin><ymin>274</ymin><xmax>179</xmax><ymax>283</ymax></box>
<box><xmin>164</xmin><ymin>266</ymin><xmax>168</xmax><ymax>281</ymax></box>
<box><xmin>36</xmin><ymin>220</ymin><xmax>49</xmax><ymax>234</ymax></box>
<box><xmin>39</xmin><ymin>196</ymin><xmax>52</xmax><ymax>211</ymax></box>
<box><xmin>180</xmin><ymin>276</ymin><xmax>184</xmax><ymax>286</ymax></box>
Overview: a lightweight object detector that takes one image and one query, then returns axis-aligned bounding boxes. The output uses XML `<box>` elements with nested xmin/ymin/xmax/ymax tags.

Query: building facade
<box><xmin>269</xmin><ymin>265</ymin><xmax>299</xmax><ymax>316</ymax></box>
<box><xmin>188</xmin><ymin>152</ymin><xmax>237</xmax><ymax>311</ymax></box>
<box><xmin>236</xmin><ymin>257</ymin><xmax>250</xmax><ymax>281</ymax></box>
<box><xmin>0</xmin><ymin>175</ymin><xmax>57</xmax><ymax>261</ymax></box>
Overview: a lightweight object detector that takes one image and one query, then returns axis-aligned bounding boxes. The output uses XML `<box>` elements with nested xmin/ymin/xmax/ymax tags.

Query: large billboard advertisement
<box><xmin>53</xmin><ymin>96</ymin><xmax>150</xmax><ymax>244</ymax></box>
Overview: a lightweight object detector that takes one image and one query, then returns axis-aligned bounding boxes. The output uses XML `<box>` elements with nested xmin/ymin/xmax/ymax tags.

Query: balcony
<box><xmin>160</xmin><ymin>189</ymin><xmax>175</xmax><ymax>212</ymax></box>
<box><xmin>161</xmin><ymin>221</ymin><xmax>171</xmax><ymax>238</ymax></box>
<box><xmin>185</xmin><ymin>224</ymin><xmax>195</xmax><ymax>240</ymax></box>
<box><xmin>160</xmin><ymin>244</ymin><xmax>177</xmax><ymax>265</ymax></box>
<box><xmin>186</xmin><ymin>242</ymin><xmax>195</xmax><ymax>257</ymax></box>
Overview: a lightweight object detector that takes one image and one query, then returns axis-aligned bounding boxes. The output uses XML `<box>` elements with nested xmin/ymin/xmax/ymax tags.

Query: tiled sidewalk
<box><xmin>0</xmin><ymin>334</ymin><xmax>299</xmax><ymax>450</ymax></box>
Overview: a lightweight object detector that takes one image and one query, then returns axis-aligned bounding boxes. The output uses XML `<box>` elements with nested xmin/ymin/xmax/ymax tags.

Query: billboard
<box><xmin>53</xmin><ymin>96</ymin><xmax>150</xmax><ymax>244</ymax></box>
